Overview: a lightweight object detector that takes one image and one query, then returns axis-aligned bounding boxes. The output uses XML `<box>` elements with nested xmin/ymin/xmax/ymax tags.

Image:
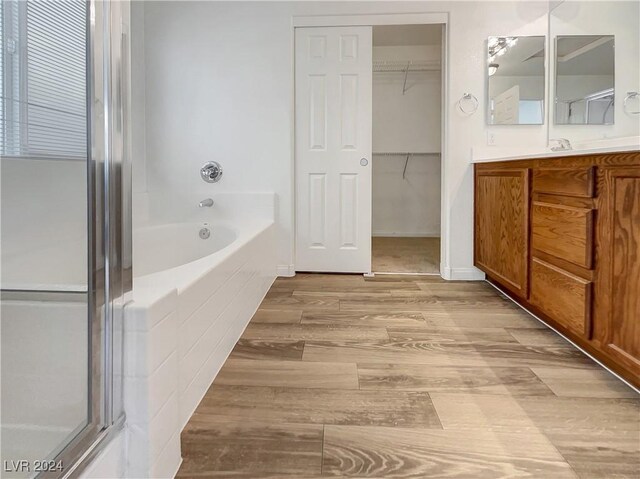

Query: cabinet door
<box><xmin>598</xmin><ymin>167</ymin><xmax>640</xmax><ymax>376</ymax></box>
<box><xmin>475</xmin><ymin>168</ymin><xmax>530</xmax><ymax>298</ymax></box>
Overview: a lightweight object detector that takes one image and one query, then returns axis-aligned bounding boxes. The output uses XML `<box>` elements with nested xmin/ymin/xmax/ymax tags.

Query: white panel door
<box><xmin>295</xmin><ymin>26</ymin><xmax>372</xmax><ymax>273</ymax></box>
<box><xmin>494</xmin><ymin>85</ymin><xmax>520</xmax><ymax>124</ymax></box>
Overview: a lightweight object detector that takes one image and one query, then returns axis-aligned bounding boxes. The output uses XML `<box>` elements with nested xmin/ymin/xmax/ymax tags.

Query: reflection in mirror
<box><xmin>487</xmin><ymin>36</ymin><xmax>545</xmax><ymax>125</ymax></box>
<box><xmin>555</xmin><ymin>35</ymin><xmax>614</xmax><ymax>125</ymax></box>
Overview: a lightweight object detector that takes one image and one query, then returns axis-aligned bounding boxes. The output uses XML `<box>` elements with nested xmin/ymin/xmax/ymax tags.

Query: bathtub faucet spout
<box><xmin>199</xmin><ymin>198</ymin><xmax>214</xmax><ymax>208</ymax></box>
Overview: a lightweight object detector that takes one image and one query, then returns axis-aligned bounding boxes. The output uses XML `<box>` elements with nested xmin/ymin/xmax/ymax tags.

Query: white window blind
<box><xmin>1</xmin><ymin>0</ymin><xmax>87</xmax><ymax>160</ymax></box>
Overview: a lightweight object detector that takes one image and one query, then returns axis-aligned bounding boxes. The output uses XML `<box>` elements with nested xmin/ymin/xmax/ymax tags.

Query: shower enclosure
<box><xmin>1</xmin><ymin>1</ymin><xmax>131</xmax><ymax>477</ymax></box>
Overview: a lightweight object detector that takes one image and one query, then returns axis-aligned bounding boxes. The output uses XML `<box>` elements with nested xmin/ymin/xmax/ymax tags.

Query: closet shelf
<box><xmin>372</xmin><ymin>60</ymin><xmax>440</xmax><ymax>73</ymax></box>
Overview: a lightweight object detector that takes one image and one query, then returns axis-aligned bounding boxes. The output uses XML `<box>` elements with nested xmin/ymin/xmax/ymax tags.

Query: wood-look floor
<box><xmin>372</xmin><ymin>237</ymin><xmax>440</xmax><ymax>274</ymax></box>
<box><xmin>177</xmin><ymin>274</ymin><xmax>640</xmax><ymax>479</ymax></box>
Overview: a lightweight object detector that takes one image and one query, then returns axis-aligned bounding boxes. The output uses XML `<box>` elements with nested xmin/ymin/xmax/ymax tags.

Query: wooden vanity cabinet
<box><xmin>474</xmin><ymin>168</ymin><xmax>529</xmax><ymax>298</ymax></box>
<box><xmin>594</xmin><ymin>166</ymin><xmax>640</xmax><ymax>379</ymax></box>
<box><xmin>474</xmin><ymin>152</ymin><xmax>640</xmax><ymax>387</ymax></box>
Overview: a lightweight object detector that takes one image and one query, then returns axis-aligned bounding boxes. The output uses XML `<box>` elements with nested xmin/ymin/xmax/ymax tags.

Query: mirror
<box><xmin>486</xmin><ymin>36</ymin><xmax>545</xmax><ymax>125</ymax></box>
<box><xmin>555</xmin><ymin>35</ymin><xmax>615</xmax><ymax>125</ymax></box>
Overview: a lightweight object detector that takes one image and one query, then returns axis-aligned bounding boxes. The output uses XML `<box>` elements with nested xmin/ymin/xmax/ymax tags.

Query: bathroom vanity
<box><xmin>474</xmin><ymin>150</ymin><xmax>640</xmax><ymax>387</ymax></box>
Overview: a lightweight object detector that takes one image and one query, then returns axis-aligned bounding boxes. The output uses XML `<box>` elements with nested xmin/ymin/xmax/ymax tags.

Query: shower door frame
<box><xmin>34</xmin><ymin>1</ymin><xmax>132</xmax><ymax>477</ymax></box>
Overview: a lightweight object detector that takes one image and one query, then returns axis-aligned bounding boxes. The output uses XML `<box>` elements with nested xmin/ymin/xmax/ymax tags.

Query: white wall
<box><xmin>549</xmin><ymin>1</ymin><xmax>640</xmax><ymax>141</ymax></box>
<box><xmin>373</xmin><ymin>46</ymin><xmax>441</xmax><ymax>153</ymax></box>
<box><xmin>489</xmin><ymin>76</ymin><xmax>544</xmax><ymax>100</ymax></box>
<box><xmin>372</xmin><ymin>44</ymin><xmax>441</xmax><ymax>237</ymax></box>
<box><xmin>139</xmin><ymin>1</ymin><xmax>551</xmax><ymax>279</ymax></box>
<box><xmin>556</xmin><ymin>74</ymin><xmax>615</xmax><ymax>101</ymax></box>
<box><xmin>373</xmin><ymin>155</ymin><xmax>441</xmax><ymax>236</ymax></box>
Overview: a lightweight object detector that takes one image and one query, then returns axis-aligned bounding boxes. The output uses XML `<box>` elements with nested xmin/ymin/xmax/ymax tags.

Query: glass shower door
<box><xmin>1</xmin><ymin>1</ymin><xmax>130</xmax><ymax>476</ymax></box>
<box><xmin>1</xmin><ymin>1</ymin><xmax>92</xmax><ymax>475</ymax></box>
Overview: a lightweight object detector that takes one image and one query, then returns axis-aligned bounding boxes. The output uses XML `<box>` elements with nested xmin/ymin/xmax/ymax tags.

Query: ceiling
<box><xmin>373</xmin><ymin>25</ymin><xmax>442</xmax><ymax>47</ymax></box>
<box><xmin>557</xmin><ymin>36</ymin><xmax>615</xmax><ymax>76</ymax></box>
<box><xmin>491</xmin><ymin>35</ymin><xmax>615</xmax><ymax>78</ymax></box>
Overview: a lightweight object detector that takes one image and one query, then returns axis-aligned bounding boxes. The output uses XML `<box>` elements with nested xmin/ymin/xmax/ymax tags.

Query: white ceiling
<box><xmin>373</xmin><ymin>25</ymin><xmax>442</xmax><ymax>47</ymax></box>
<box><xmin>557</xmin><ymin>36</ymin><xmax>615</xmax><ymax>76</ymax></box>
<box><xmin>491</xmin><ymin>35</ymin><xmax>615</xmax><ymax>78</ymax></box>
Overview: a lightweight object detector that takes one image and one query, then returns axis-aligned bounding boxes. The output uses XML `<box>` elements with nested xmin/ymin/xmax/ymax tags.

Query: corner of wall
<box><xmin>277</xmin><ymin>264</ymin><xmax>295</xmax><ymax>277</ymax></box>
<box><xmin>440</xmin><ymin>264</ymin><xmax>485</xmax><ymax>281</ymax></box>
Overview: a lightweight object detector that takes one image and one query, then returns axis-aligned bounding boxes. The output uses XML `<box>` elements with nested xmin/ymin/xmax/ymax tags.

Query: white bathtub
<box><xmin>123</xmin><ymin>194</ymin><xmax>276</xmax><ymax>478</ymax></box>
<box><xmin>133</xmin><ymin>222</ymin><xmax>237</xmax><ymax>277</ymax></box>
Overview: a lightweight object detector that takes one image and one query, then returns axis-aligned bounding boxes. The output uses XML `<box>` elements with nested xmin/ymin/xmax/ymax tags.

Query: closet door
<box><xmin>295</xmin><ymin>26</ymin><xmax>373</xmax><ymax>273</ymax></box>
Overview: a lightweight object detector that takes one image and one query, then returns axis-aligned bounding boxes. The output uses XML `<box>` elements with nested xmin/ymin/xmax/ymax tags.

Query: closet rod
<box><xmin>403</xmin><ymin>154</ymin><xmax>410</xmax><ymax>180</ymax></box>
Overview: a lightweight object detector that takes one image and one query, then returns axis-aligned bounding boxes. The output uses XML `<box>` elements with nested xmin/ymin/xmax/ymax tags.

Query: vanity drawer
<box><xmin>530</xmin><ymin>258</ymin><xmax>592</xmax><ymax>337</ymax></box>
<box><xmin>531</xmin><ymin>201</ymin><xmax>594</xmax><ymax>269</ymax></box>
<box><xmin>532</xmin><ymin>167</ymin><xmax>595</xmax><ymax>197</ymax></box>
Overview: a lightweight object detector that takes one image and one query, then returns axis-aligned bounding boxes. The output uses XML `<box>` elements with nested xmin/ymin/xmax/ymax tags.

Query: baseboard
<box><xmin>372</xmin><ymin>232</ymin><xmax>441</xmax><ymax>238</ymax></box>
<box><xmin>277</xmin><ymin>264</ymin><xmax>295</xmax><ymax>277</ymax></box>
<box><xmin>440</xmin><ymin>265</ymin><xmax>486</xmax><ymax>281</ymax></box>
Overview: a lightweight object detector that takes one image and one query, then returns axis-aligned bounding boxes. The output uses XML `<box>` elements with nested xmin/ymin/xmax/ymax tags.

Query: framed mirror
<box><xmin>486</xmin><ymin>36</ymin><xmax>545</xmax><ymax>125</ymax></box>
<box><xmin>555</xmin><ymin>35</ymin><xmax>615</xmax><ymax>125</ymax></box>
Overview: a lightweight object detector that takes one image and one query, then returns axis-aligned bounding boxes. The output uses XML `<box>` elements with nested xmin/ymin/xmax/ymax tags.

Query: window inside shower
<box><xmin>1</xmin><ymin>1</ymin><xmax>88</xmax><ymax>160</ymax></box>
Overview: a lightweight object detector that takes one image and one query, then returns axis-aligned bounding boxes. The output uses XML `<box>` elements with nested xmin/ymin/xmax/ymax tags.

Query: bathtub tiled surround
<box><xmin>123</xmin><ymin>196</ymin><xmax>277</xmax><ymax>477</ymax></box>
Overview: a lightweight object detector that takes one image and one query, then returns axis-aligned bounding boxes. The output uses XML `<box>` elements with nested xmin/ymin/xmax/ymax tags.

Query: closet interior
<box><xmin>371</xmin><ymin>25</ymin><xmax>443</xmax><ymax>274</ymax></box>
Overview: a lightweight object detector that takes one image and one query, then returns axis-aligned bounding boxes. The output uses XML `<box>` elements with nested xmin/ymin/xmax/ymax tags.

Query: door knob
<box><xmin>360</xmin><ymin>158</ymin><xmax>368</xmax><ymax>166</ymax></box>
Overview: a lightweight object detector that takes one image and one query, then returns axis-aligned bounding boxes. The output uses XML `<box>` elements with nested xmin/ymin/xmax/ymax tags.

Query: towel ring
<box><xmin>623</xmin><ymin>91</ymin><xmax>640</xmax><ymax>115</ymax></box>
<box><xmin>457</xmin><ymin>93</ymin><xmax>478</xmax><ymax>115</ymax></box>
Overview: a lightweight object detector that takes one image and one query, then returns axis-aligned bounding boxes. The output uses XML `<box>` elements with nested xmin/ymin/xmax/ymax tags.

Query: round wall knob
<box><xmin>360</xmin><ymin>158</ymin><xmax>368</xmax><ymax>166</ymax></box>
<box><xmin>200</xmin><ymin>161</ymin><xmax>223</xmax><ymax>183</ymax></box>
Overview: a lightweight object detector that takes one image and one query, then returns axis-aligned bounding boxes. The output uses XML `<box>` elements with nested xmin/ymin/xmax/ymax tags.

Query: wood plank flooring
<box><xmin>177</xmin><ymin>274</ymin><xmax>639</xmax><ymax>478</ymax></box>
<box><xmin>372</xmin><ymin>237</ymin><xmax>440</xmax><ymax>274</ymax></box>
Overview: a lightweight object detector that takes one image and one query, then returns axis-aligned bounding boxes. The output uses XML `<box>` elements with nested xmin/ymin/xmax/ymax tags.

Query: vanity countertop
<box><xmin>472</xmin><ymin>142</ymin><xmax>640</xmax><ymax>163</ymax></box>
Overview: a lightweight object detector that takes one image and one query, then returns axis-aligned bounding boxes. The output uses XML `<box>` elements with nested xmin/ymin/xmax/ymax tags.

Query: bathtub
<box><xmin>123</xmin><ymin>194</ymin><xmax>276</xmax><ymax>478</ymax></box>
<box><xmin>133</xmin><ymin>222</ymin><xmax>238</xmax><ymax>277</ymax></box>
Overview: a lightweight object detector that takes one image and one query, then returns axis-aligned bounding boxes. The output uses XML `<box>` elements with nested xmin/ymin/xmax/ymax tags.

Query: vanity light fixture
<box><xmin>488</xmin><ymin>37</ymin><xmax>518</xmax><ymax>61</ymax></box>
<box><xmin>488</xmin><ymin>63</ymin><xmax>499</xmax><ymax>76</ymax></box>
